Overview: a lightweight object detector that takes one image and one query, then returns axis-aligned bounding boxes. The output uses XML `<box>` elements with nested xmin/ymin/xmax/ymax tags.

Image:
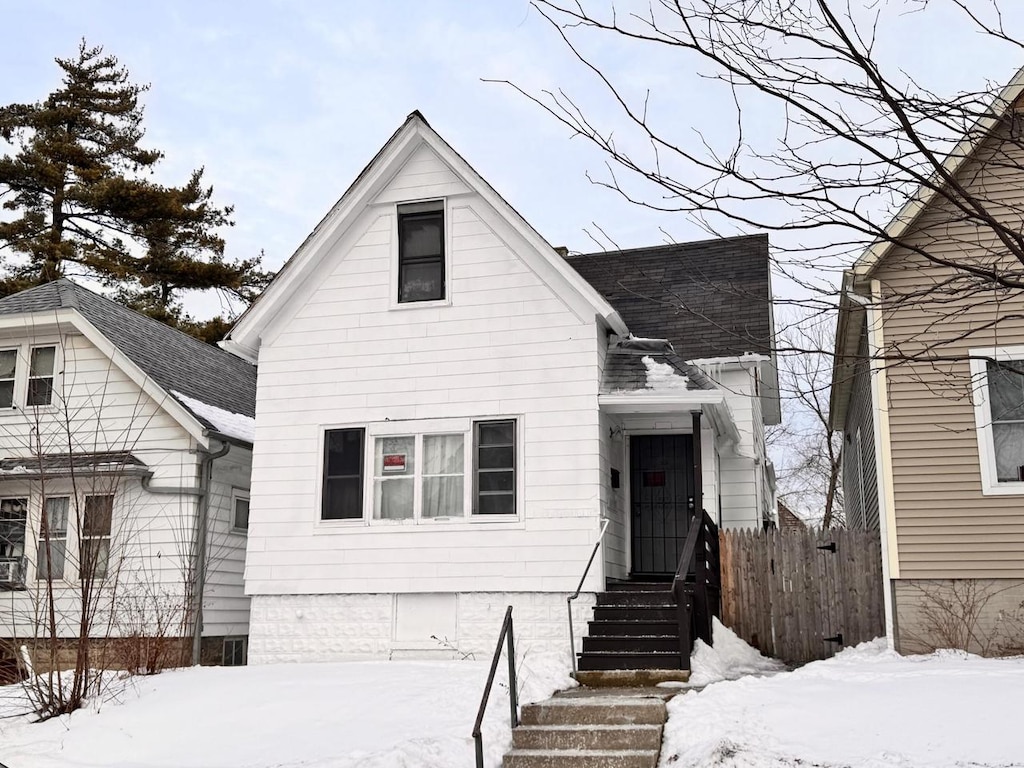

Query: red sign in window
<box><xmin>643</xmin><ymin>471</ymin><xmax>666</xmax><ymax>487</ymax></box>
<box><xmin>383</xmin><ymin>454</ymin><xmax>406</xmax><ymax>473</ymax></box>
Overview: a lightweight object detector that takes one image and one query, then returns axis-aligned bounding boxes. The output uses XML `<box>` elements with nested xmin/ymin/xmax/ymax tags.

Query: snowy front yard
<box><xmin>2</xmin><ymin>639</ymin><xmax>1023</xmax><ymax>768</ymax></box>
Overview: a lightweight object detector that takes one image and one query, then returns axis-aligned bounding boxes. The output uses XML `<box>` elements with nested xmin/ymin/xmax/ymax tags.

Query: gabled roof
<box><xmin>223</xmin><ymin>111</ymin><xmax>627</xmax><ymax>359</ymax></box>
<box><xmin>0</xmin><ymin>280</ymin><xmax>256</xmax><ymax>433</ymax></box>
<box><xmin>851</xmin><ymin>65</ymin><xmax>1024</xmax><ymax>279</ymax></box>
<box><xmin>566</xmin><ymin>234</ymin><xmax>774</xmax><ymax>360</ymax></box>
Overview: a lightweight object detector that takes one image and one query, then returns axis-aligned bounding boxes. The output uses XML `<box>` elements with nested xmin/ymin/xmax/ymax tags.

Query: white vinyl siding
<box><xmin>246</xmin><ymin>144</ymin><xmax>606</xmax><ymax>596</ymax></box>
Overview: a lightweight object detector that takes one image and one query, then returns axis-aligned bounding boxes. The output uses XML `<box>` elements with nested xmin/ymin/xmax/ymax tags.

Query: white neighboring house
<box><xmin>223</xmin><ymin>112</ymin><xmax>779</xmax><ymax>662</ymax></box>
<box><xmin>0</xmin><ymin>280</ymin><xmax>254</xmax><ymax>671</ymax></box>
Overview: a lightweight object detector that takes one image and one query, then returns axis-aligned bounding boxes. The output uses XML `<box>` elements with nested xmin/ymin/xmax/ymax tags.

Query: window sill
<box><xmin>388</xmin><ymin>298</ymin><xmax>451</xmax><ymax>311</ymax></box>
<box><xmin>979</xmin><ymin>479</ymin><xmax>1024</xmax><ymax>496</ymax></box>
<box><xmin>313</xmin><ymin>515</ymin><xmax>523</xmax><ymax>534</ymax></box>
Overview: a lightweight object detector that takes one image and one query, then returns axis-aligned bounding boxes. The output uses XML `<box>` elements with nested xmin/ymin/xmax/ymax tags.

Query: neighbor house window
<box><xmin>27</xmin><ymin>345</ymin><xmax>56</xmax><ymax>407</ymax></box>
<box><xmin>969</xmin><ymin>349</ymin><xmax>1024</xmax><ymax>494</ymax></box>
<box><xmin>81</xmin><ymin>495</ymin><xmax>113</xmax><ymax>579</ymax></box>
<box><xmin>36</xmin><ymin>497</ymin><xmax>69</xmax><ymax>581</ymax></box>
<box><xmin>474</xmin><ymin>420</ymin><xmax>516</xmax><ymax>515</ymax></box>
<box><xmin>985</xmin><ymin>359</ymin><xmax>1024</xmax><ymax>482</ymax></box>
<box><xmin>397</xmin><ymin>200</ymin><xmax>444</xmax><ymax>303</ymax></box>
<box><xmin>0</xmin><ymin>350</ymin><xmax>16</xmax><ymax>408</ymax></box>
<box><xmin>0</xmin><ymin>498</ymin><xmax>28</xmax><ymax>584</ymax></box>
<box><xmin>322</xmin><ymin>428</ymin><xmax>365</xmax><ymax>520</ymax></box>
<box><xmin>232</xmin><ymin>491</ymin><xmax>250</xmax><ymax>533</ymax></box>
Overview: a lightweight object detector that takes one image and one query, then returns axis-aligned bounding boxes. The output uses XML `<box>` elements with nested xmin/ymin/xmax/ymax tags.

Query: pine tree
<box><xmin>0</xmin><ymin>40</ymin><xmax>271</xmax><ymax>341</ymax></box>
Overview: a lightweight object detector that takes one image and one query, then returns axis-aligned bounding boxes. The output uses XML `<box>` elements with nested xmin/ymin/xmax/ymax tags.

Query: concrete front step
<box><xmin>520</xmin><ymin>697</ymin><xmax>667</xmax><ymax>726</ymax></box>
<box><xmin>503</xmin><ymin>748</ymin><xmax>659</xmax><ymax>768</ymax></box>
<box><xmin>512</xmin><ymin>724</ymin><xmax>663</xmax><ymax>751</ymax></box>
<box><xmin>574</xmin><ymin>670</ymin><xmax>689</xmax><ymax>687</ymax></box>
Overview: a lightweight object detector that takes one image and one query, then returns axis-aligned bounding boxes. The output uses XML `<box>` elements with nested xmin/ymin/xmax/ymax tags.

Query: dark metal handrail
<box><xmin>472</xmin><ymin>605</ymin><xmax>519</xmax><ymax>768</ymax></box>
<box><xmin>567</xmin><ymin>517</ymin><xmax>610</xmax><ymax>676</ymax></box>
<box><xmin>672</xmin><ymin>509</ymin><xmax>721</xmax><ymax>667</ymax></box>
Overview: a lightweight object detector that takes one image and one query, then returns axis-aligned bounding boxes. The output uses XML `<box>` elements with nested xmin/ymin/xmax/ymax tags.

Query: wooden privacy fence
<box><xmin>719</xmin><ymin>527</ymin><xmax>884</xmax><ymax>664</ymax></box>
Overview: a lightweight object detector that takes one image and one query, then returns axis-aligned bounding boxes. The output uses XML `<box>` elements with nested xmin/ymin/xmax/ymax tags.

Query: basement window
<box><xmin>397</xmin><ymin>200</ymin><xmax>445</xmax><ymax>303</ymax></box>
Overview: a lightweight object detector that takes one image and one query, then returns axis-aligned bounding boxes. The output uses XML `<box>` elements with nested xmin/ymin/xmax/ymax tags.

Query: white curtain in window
<box><xmin>423</xmin><ymin>434</ymin><xmax>464</xmax><ymax>517</ymax></box>
<box><xmin>374</xmin><ymin>436</ymin><xmax>415</xmax><ymax>519</ymax></box>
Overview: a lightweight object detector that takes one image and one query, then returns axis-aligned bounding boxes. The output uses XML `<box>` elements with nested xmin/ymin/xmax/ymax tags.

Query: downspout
<box><xmin>138</xmin><ymin>436</ymin><xmax>231</xmax><ymax>665</ymax></box>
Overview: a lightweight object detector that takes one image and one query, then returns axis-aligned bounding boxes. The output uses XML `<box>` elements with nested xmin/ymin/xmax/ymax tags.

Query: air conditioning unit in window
<box><xmin>0</xmin><ymin>560</ymin><xmax>21</xmax><ymax>585</ymax></box>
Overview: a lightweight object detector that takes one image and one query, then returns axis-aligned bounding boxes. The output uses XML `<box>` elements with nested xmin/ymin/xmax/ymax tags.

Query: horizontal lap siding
<box><xmin>204</xmin><ymin>446</ymin><xmax>253</xmax><ymax>637</ymax></box>
<box><xmin>248</xmin><ymin>152</ymin><xmax>604</xmax><ymax>595</ymax></box>
<box><xmin>0</xmin><ymin>331</ymin><xmax>204</xmax><ymax>638</ymax></box>
<box><xmin>877</xmin><ymin>124</ymin><xmax>1024</xmax><ymax>578</ymax></box>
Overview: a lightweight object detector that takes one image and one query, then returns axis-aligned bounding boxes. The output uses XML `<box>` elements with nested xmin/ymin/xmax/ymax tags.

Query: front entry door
<box><xmin>630</xmin><ymin>434</ymin><xmax>694</xmax><ymax>576</ymax></box>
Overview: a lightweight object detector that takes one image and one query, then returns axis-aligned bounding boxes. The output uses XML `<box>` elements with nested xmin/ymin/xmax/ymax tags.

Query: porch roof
<box><xmin>0</xmin><ymin>451</ymin><xmax>149</xmax><ymax>480</ymax></box>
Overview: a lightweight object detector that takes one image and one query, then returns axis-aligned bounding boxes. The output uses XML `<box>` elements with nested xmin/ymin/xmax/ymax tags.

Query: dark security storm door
<box><xmin>630</xmin><ymin>434</ymin><xmax>694</xmax><ymax>576</ymax></box>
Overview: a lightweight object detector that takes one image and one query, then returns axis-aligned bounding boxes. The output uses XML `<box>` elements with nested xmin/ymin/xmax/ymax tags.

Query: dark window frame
<box><xmin>81</xmin><ymin>494</ymin><xmax>114</xmax><ymax>580</ymax></box>
<box><xmin>397</xmin><ymin>200</ymin><xmax>445</xmax><ymax>304</ymax></box>
<box><xmin>321</xmin><ymin>427</ymin><xmax>366</xmax><ymax>520</ymax></box>
<box><xmin>26</xmin><ymin>345</ymin><xmax>56</xmax><ymax>407</ymax></box>
<box><xmin>472</xmin><ymin>419</ymin><xmax>517</xmax><ymax>516</ymax></box>
<box><xmin>232</xmin><ymin>491</ymin><xmax>250</xmax><ymax>533</ymax></box>
<box><xmin>222</xmin><ymin>636</ymin><xmax>246</xmax><ymax>666</ymax></box>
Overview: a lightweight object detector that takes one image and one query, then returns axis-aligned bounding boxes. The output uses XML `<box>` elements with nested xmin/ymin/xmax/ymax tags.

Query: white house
<box><xmin>0</xmin><ymin>280</ymin><xmax>254</xmax><ymax>674</ymax></box>
<box><xmin>224</xmin><ymin>112</ymin><xmax>778</xmax><ymax>664</ymax></box>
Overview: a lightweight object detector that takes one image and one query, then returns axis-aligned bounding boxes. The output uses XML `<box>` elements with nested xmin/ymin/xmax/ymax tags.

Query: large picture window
<box><xmin>397</xmin><ymin>200</ymin><xmax>445</xmax><ymax>303</ymax></box>
<box><xmin>322</xmin><ymin>428</ymin><xmax>365</xmax><ymax>520</ymax></box>
<box><xmin>322</xmin><ymin>419</ymin><xmax>516</xmax><ymax>523</ymax></box>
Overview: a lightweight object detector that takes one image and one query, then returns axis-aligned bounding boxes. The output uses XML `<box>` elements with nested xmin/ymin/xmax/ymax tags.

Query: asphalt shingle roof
<box><xmin>566</xmin><ymin>234</ymin><xmax>773</xmax><ymax>361</ymax></box>
<box><xmin>602</xmin><ymin>352</ymin><xmax>716</xmax><ymax>394</ymax></box>
<box><xmin>0</xmin><ymin>280</ymin><xmax>256</xmax><ymax>432</ymax></box>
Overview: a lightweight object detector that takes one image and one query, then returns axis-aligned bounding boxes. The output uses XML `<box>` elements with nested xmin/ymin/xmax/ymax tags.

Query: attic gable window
<box><xmin>397</xmin><ymin>200</ymin><xmax>445</xmax><ymax>303</ymax></box>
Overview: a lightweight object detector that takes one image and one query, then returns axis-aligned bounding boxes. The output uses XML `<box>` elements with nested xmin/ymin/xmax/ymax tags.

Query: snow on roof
<box><xmin>643</xmin><ymin>355</ymin><xmax>690</xmax><ymax>391</ymax></box>
<box><xmin>172</xmin><ymin>391</ymin><xmax>255</xmax><ymax>444</ymax></box>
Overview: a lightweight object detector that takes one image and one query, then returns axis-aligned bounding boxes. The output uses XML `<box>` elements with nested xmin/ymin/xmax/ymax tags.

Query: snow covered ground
<box><xmin>3</xmin><ymin>631</ymin><xmax>1024</xmax><ymax>768</ymax></box>
<box><xmin>663</xmin><ymin>633</ymin><xmax>1024</xmax><ymax>767</ymax></box>
<box><xmin>0</xmin><ymin>653</ymin><xmax>573</xmax><ymax>768</ymax></box>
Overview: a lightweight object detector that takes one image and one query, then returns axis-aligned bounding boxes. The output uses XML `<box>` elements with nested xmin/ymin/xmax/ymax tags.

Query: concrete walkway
<box><xmin>503</xmin><ymin>686</ymin><xmax>683</xmax><ymax>768</ymax></box>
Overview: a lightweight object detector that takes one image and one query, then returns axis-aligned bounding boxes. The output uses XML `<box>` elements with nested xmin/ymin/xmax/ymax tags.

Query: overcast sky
<box><xmin>3</xmin><ymin>1</ymin><xmax>1024</xmax><ymax>319</ymax></box>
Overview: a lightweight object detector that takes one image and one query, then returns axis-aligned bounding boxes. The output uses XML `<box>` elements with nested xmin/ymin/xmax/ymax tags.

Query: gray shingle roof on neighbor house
<box><xmin>566</xmin><ymin>234</ymin><xmax>773</xmax><ymax>361</ymax></box>
<box><xmin>0</xmin><ymin>280</ymin><xmax>256</xmax><ymax>433</ymax></box>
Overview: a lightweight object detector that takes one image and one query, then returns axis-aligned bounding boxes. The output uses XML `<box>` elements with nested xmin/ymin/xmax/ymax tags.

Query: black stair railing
<box><xmin>671</xmin><ymin>509</ymin><xmax>722</xmax><ymax>667</ymax></box>
<box><xmin>567</xmin><ymin>518</ymin><xmax>610</xmax><ymax>676</ymax></box>
<box><xmin>472</xmin><ymin>605</ymin><xmax>518</xmax><ymax>768</ymax></box>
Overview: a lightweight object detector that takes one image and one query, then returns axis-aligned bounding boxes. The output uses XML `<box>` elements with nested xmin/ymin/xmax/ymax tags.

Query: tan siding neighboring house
<box><xmin>832</xmin><ymin>83</ymin><xmax>1024</xmax><ymax>654</ymax></box>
